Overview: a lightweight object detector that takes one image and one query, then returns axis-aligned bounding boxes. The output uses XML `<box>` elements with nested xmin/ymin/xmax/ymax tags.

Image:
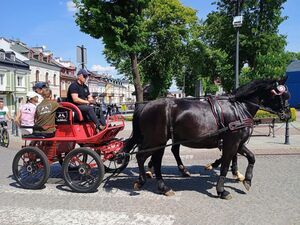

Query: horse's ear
<box><xmin>278</xmin><ymin>76</ymin><xmax>288</xmax><ymax>85</ymax></box>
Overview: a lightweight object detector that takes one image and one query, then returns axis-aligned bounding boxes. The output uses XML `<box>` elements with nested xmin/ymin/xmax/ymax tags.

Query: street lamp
<box><xmin>231</xmin><ymin>0</ymin><xmax>243</xmax><ymax>90</ymax></box>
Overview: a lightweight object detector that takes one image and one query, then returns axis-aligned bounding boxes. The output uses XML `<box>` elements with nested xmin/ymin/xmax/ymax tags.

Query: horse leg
<box><xmin>238</xmin><ymin>145</ymin><xmax>255</xmax><ymax>191</ymax></box>
<box><xmin>205</xmin><ymin>157</ymin><xmax>222</xmax><ymax>170</ymax></box>
<box><xmin>152</xmin><ymin>148</ymin><xmax>175</xmax><ymax>196</ymax></box>
<box><xmin>231</xmin><ymin>154</ymin><xmax>245</xmax><ymax>181</ymax></box>
<box><xmin>146</xmin><ymin>157</ymin><xmax>154</xmax><ymax>178</ymax></box>
<box><xmin>171</xmin><ymin>144</ymin><xmax>191</xmax><ymax>177</ymax></box>
<box><xmin>133</xmin><ymin>151</ymin><xmax>152</xmax><ymax>190</ymax></box>
<box><xmin>216</xmin><ymin>142</ymin><xmax>238</xmax><ymax>200</ymax></box>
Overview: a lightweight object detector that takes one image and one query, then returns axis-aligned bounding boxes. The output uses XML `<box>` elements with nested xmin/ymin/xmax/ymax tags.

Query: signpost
<box><xmin>76</xmin><ymin>45</ymin><xmax>87</xmax><ymax>69</ymax></box>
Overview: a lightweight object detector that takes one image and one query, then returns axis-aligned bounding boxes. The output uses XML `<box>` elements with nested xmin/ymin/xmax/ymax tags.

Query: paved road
<box><xmin>0</xmin><ymin>140</ymin><xmax>300</xmax><ymax>225</ymax></box>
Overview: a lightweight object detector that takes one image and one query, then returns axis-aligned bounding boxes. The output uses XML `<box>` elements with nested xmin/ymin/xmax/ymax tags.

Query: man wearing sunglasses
<box><xmin>67</xmin><ymin>69</ymin><xmax>106</xmax><ymax>132</ymax></box>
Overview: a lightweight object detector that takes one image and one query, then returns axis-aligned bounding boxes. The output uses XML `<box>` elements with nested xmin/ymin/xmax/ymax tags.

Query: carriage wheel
<box><xmin>2</xmin><ymin>129</ymin><xmax>9</xmax><ymax>148</ymax></box>
<box><xmin>103</xmin><ymin>152</ymin><xmax>129</xmax><ymax>173</ymax></box>
<box><xmin>12</xmin><ymin>147</ymin><xmax>50</xmax><ymax>189</ymax></box>
<box><xmin>62</xmin><ymin>148</ymin><xmax>104</xmax><ymax>193</ymax></box>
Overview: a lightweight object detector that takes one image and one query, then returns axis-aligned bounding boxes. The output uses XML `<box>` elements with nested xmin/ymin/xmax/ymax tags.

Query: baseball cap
<box><xmin>32</xmin><ymin>82</ymin><xmax>48</xmax><ymax>90</ymax></box>
<box><xmin>77</xmin><ymin>69</ymin><xmax>90</xmax><ymax>78</ymax></box>
<box><xmin>27</xmin><ymin>91</ymin><xmax>39</xmax><ymax>99</ymax></box>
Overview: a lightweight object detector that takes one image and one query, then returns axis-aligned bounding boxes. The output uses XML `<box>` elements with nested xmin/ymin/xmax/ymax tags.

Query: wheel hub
<box><xmin>78</xmin><ymin>165</ymin><xmax>90</xmax><ymax>175</ymax></box>
<box><xmin>26</xmin><ymin>165</ymin><xmax>33</xmax><ymax>173</ymax></box>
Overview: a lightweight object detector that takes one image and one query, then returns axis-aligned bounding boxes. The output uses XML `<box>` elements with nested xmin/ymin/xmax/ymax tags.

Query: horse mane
<box><xmin>232</xmin><ymin>79</ymin><xmax>274</xmax><ymax>100</ymax></box>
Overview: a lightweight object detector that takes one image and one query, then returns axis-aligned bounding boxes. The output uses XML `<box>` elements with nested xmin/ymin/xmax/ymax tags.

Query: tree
<box><xmin>203</xmin><ymin>0</ymin><xmax>288</xmax><ymax>91</ymax></box>
<box><xmin>74</xmin><ymin>0</ymin><xmax>150</xmax><ymax>102</ymax></box>
<box><xmin>103</xmin><ymin>0</ymin><xmax>202</xmax><ymax>100</ymax></box>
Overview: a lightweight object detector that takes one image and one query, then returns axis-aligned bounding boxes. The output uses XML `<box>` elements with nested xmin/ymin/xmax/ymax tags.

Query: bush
<box><xmin>124</xmin><ymin>115</ymin><xmax>133</xmax><ymax>121</ymax></box>
<box><xmin>254</xmin><ymin>108</ymin><xmax>296</xmax><ymax>122</ymax></box>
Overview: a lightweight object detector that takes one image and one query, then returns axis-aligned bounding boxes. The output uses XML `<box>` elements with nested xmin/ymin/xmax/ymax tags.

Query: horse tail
<box><xmin>123</xmin><ymin>103</ymin><xmax>146</xmax><ymax>153</ymax></box>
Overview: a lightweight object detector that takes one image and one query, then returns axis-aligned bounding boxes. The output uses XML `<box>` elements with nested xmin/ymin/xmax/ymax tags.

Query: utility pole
<box><xmin>232</xmin><ymin>0</ymin><xmax>243</xmax><ymax>90</ymax></box>
<box><xmin>77</xmin><ymin>45</ymin><xmax>87</xmax><ymax>69</ymax></box>
<box><xmin>14</xmin><ymin>68</ymin><xmax>19</xmax><ymax>136</ymax></box>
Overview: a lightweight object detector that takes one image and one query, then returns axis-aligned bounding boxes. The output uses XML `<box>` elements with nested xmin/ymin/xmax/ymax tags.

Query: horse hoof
<box><xmin>218</xmin><ymin>190</ymin><xmax>232</xmax><ymax>200</ymax></box>
<box><xmin>205</xmin><ymin>164</ymin><xmax>213</xmax><ymax>170</ymax></box>
<box><xmin>164</xmin><ymin>189</ymin><xmax>175</xmax><ymax>196</ymax></box>
<box><xmin>146</xmin><ymin>171</ymin><xmax>153</xmax><ymax>179</ymax></box>
<box><xmin>233</xmin><ymin>171</ymin><xmax>245</xmax><ymax>181</ymax></box>
<box><xmin>133</xmin><ymin>181</ymin><xmax>141</xmax><ymax>190</ymax></box>
<box><xmin>236</xmin><ymin>171</ymin><xmax>245</xmax><ymax>181</ymax></box>
<box><xmin>182</xmin><ymin>171</ymin><xmax>191</xmax><ymax>177</ymax></box>
<box><xmin>243</xmin><ymin>180</ymin><xmax>251</xmax><ymax>191</ymax></box>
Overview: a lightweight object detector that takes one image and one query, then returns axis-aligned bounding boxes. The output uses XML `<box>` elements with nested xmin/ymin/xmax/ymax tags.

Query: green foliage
<box><xmin>203</xmin><ymin>0</ymin><xmax>288</xmax><ymax>91</ymax></box>
<box><xmin>254</xmin><ymin>108</ymin><xmax>296</xmax><ymax>122</ymax></box>
<box><xmin>74</xmin><ymin>0</ymin><xmax>151</xmax><ymax>101</ymax></box>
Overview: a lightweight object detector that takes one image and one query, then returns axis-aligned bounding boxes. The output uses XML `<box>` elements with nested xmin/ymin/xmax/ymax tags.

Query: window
<box><xmin>0</xmin><ymin>74</ymin><xmax>4</xmax><ymax>85</ymax></box>
<box><xmin>45</xmin><ymin>72</ymin><xmax>49</xmax><ymax>83</ymax></box>
<box><xmin>61</xmin><ymin>81</ymin><xmax>66</xmax><ymax>90</ymax></box>
<box><xmin>0</xmin><ymin>53</ymin><xmax>5</xmax><ymax>60</ymax></box>
<box><xmin>17</xmin><ymin>76</ymin><xmax>23</xmax><ymax>87</ymax></box>
<box><xmin>53</xmin><ymin>74</ymin><xmax>56</xmax><ymax>85</ymax></box>
<box><xmin>11</xmin><ymin>54</ymin><xmax>15</xmax><ymax>61</ymax></box>
<box><xmin>36</xmin><ymin>70</ymin><xmax>39</xmax><ymax>81</ymax></box>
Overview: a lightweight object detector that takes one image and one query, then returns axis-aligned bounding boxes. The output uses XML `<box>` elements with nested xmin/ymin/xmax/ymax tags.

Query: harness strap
<box><xmin>207</xmin><ymin>96</ymin><xmax>225</xmax><ymax>128</ymax></box>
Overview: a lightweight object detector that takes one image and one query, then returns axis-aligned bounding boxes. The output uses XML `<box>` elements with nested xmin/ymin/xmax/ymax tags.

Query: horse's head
<box><xmin>260</xmin><ymin>77</ymin><xmax>291</xmax><ymax>120</ymax></box>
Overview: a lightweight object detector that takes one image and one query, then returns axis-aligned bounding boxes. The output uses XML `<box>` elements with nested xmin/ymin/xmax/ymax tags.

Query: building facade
<box><xmin>10</xmin><ymin>41</ymin><xmax>61</xmax><ymax>98</ymax></box>
<box><xmin>0</xmin><ymin>41</ymin><xmax>30</xmax><ymax>115</ymax></box>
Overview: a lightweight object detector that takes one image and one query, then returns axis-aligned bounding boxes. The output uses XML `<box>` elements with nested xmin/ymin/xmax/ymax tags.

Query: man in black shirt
<box><xmin>67</xmin><ymin>69</ymin><xmax>106</xmax><ymax>132</ymax></box>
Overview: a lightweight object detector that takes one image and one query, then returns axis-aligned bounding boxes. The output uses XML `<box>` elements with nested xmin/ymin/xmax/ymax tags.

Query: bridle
<box><xmin>245</xmin><ymin>84</ymin><xmax>290</xmax><ymax>120</ymax></box>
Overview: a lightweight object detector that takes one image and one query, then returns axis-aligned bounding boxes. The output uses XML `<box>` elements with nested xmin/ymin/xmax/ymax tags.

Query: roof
<box><xmin>10</xmin><ymin>43</ymin><xmax>30</xmax><ymax>53</ymax></box>
<box><xmin>286</xmin><ymin>60</ymin><xmax>300</xmax><ymax>72</ymax></box>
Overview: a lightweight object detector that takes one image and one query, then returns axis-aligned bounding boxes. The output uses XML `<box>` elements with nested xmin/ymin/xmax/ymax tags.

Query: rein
<box><xmin>128</xmin><ymin>126</ymin><xmax>229</xmax><ymax>155</ymax></box>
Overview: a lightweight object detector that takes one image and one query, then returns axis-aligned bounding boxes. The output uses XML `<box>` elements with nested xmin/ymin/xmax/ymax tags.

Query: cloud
<box><xmin>91</xmin><ymin>64</ymin><xmax>116</xmax><ymax>73</ymax></box>
<box><xmin>66</xmin><ymin>1</ymin><xmax>77</xmax><ymax>12</ymax></box>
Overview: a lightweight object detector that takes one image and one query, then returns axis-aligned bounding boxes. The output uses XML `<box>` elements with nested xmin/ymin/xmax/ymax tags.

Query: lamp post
<box><xmin>232</xmin><ymin>0</ymin><xmax>243</xmax><ymax>90</ymax></box>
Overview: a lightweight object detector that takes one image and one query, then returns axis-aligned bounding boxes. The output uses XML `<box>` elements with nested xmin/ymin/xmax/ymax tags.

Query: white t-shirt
<box><xmin>0</xmin><ymin>106</ymin><xmax>9</xmax><ymax>122</ymax></box>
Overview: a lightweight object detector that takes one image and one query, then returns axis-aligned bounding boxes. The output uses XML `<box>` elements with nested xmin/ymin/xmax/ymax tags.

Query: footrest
<box><xmin>22</xmin><ymin>134</ymin><xmax>46</xmax><ymax>139</ymax></box>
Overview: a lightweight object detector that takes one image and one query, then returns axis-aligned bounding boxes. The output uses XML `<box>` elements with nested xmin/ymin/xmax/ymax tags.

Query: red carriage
<box><xmin>12</xmin><ymin>102</ymin><xmax>129</xmax><ymax>193</ymax></box>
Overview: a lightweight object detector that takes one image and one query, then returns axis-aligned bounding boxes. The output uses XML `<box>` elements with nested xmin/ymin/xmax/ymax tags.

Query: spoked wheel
<box><xmin>103</xmin><ymin>152</ymin><xmax>130</xmax><ymax>173</ymax></box>
<box><xmin>2</xmin><ymin>129</ymin><xmax>9</xmax><ymax>148</ymax></box>
<box><xmin>62</xmin><ymin>148</ymin><xmax>104</xmax><ymax>193</ymax></box>
<box><xmin>12</xmin><ymin>147</ymin><xmax>50</xmax><ymax>189</ymax></box>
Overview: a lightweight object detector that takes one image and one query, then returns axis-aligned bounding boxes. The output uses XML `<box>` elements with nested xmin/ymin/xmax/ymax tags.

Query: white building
<box><xmin>10</xmin><ymin>41</ymin><xmax>61</xmax><ymax>98</ymax></box>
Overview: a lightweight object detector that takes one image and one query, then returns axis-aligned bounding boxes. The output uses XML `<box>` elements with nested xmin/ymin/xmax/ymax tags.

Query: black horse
<box><xmin>124</xmin><ymin>78</ymin><xmax>290</xmax><ymax>199</ymax></box>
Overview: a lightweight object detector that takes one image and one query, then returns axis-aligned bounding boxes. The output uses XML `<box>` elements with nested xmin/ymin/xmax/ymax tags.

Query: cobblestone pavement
<box><xmin>0</xmin><ymin>113</ymin><xmax>299</xmax><ymax>225</ymax></box>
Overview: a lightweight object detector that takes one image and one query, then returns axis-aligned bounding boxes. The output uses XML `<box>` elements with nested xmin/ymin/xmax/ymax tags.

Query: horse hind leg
<box><xmin>231</xmin><ymin>154</ymin><xmax>245</xmax><ymax>182</ymax></box>
<box><xmin>205</xmin><ymin>158</ymin><xmax>222</xmax><ymax>170</ymax></box>
<box><xmin>171</xmin><ymin>144</ymin><xmax>191</xmax><ymax>177</ymax></box>
<box><xmin>152</xmin><ymin>148</ymin><xmax>175</xmax><ymax>196</ymax></box>
<box><xmin>146</xmin><ymin>157</ymin><xmax>154</xmax><ymax>179</ymax></box>
<box><xmin>133</xmin><ymin>150</ymin><xmax>152</xmax><ymax>190</ymax></box>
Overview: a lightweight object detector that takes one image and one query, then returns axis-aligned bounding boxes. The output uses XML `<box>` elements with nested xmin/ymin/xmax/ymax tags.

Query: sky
<box><xmin>1</xmin><ymin>0</ymin><xmax>299</xmax><ymax>79</ymax></box>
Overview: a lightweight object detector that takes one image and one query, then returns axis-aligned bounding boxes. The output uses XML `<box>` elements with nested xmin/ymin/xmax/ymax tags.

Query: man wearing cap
<box><xmin>32</xmin><ymin>81</ymin><xmax>48</xmax><ymax>103</ymax></box>
<box><xmin>15</xmin><ymin>91</ymin><xmax>39</xmax><ymax>135</ymax></box>
<box><xmin>67</xmin><ymin>69</ymin><xmax>106</xmax><ymax>132</ymax></box>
